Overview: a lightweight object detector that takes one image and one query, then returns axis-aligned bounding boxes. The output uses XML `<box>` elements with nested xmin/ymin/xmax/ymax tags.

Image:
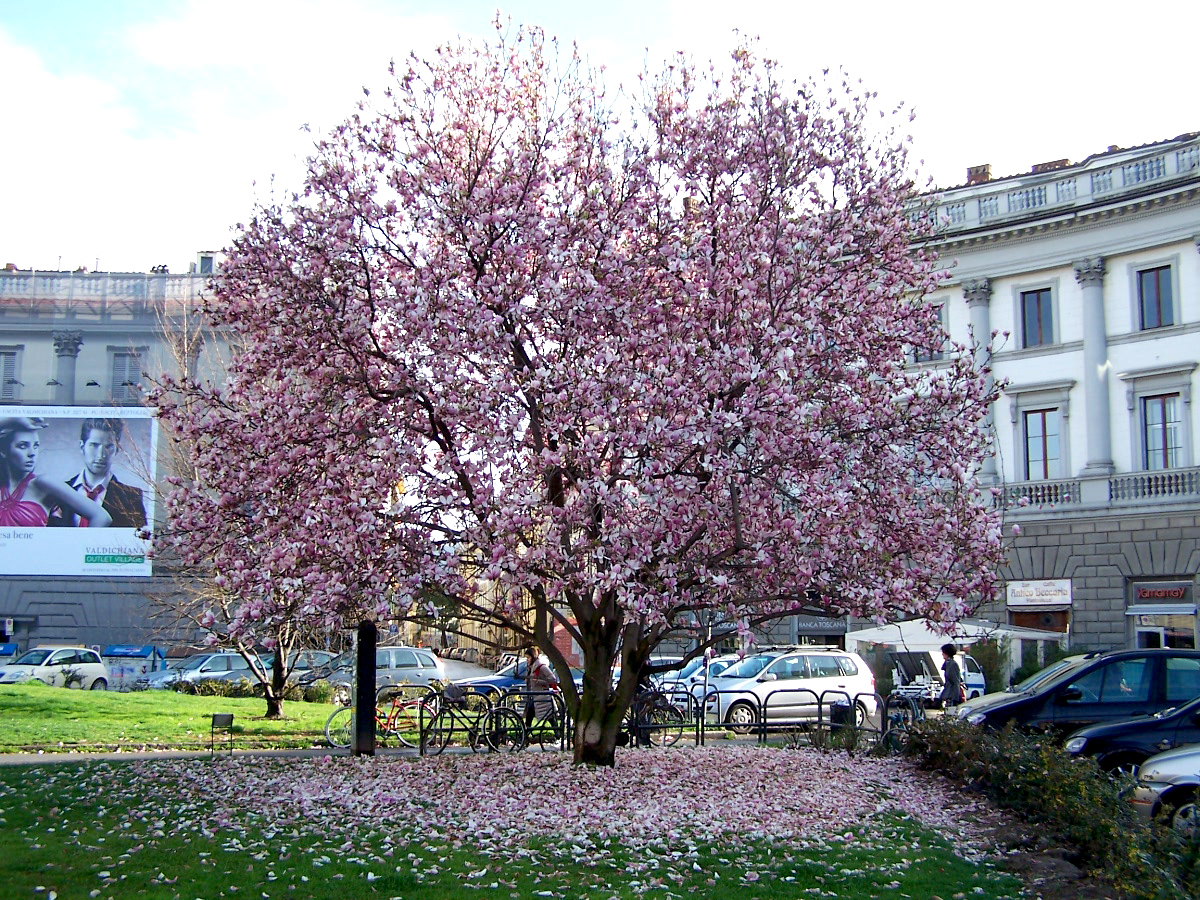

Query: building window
<box><xmin>1006</xmin><ymin>379</ymin><xmax>1074</xmax><ymax>485</ymax></box>
<box><xmin>1021</xmin><ymin>288</ymin><xmax>1053</xmax><ymax>348</ymax></box>
<box><xmin>913</xmin><ymin>304</ymin><xmax>946</xmax><ymax>363</ymax></box>
<box><xmin>1138</xmin><ymin>265</ymin><xmax>1174</xmax><ymax>330</ymax></box>
<box><xmin>1024</xmin><ymin>409</ymin><xmax>1061</xmax><ymax>480</ymax></box>
<box><xmin>0</xmin><ymin>348</ymin><xmax>19</xmax><ymax>402</ymax></box>
<box><xmin>1143</xmin><ymin>394</ymin><xmax>1181</xmax><ymax>470</ymax></box>
<box><xmin>111</xmin><ymin>351</ymin><xmax>142</xmax><ymax>403</ymax></box>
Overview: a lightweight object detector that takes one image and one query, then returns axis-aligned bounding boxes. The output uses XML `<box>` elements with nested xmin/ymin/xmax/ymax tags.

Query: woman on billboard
<box><xmin>0</xmin><ymin>417</ymin><xmax>112</xmax><ymax>528</ymax></box>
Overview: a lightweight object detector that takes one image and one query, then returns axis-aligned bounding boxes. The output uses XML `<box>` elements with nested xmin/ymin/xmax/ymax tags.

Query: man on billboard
<box><xmin>47</xmin><ymin>417</ymin><xmax>147</xmax><ymax>529</ymax></box>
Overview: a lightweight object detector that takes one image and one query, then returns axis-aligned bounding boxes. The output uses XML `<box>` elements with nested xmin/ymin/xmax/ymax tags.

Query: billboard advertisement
<box><xmin>0</xmin><ymin>406</ymin><xmax>156</xmax><ymax>576</ymax></box>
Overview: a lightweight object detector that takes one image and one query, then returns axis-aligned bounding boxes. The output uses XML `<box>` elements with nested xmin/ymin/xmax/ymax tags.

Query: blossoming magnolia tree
<box><xmin>150</xmin><ymin>358</ymin><xmax>397</xmax><ymax>716</ymax></box>
<box><xmin>157</xmin><ymin>25</ymin><xmax>1003</xmax><ymax>765</ymax></box>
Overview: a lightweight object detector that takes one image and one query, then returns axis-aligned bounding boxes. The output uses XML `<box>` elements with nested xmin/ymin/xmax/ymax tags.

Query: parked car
<box><xmin>456</xmin><ymin>656</ymin><xmax>584</xmax><ymax>696</ymax></box>
<box><xmin>889</xmin><ymin>650</ymin><xmax>987</xmax><ymax>705</ymax></box>
<box><xmin>294</xmin><ymin>650</ymin><xmax>353</xmax><ymax>686</ymax></box>
<box><xmin>205</xmin><ymin>649</ymin><xmax>335</xmax><ymax>689</ymax></box>
<box><xmin>704</xmin><ymin>647</ymin><xmax>877</xmax><ymax>732</ymax></box>
<box><xmin>610</xmin><ymin>655</ymin><xmax>686</xmax><ymax>692</ymax></box>
<box><xmin>0</xmin><ymin>646</ymin><xmax>109</xmax><ymax>690</ymax></box>
<box><xmin>1129</xmin><ymin>743</ymin><xmax>1200</xmax><ymax>835</ymax></box>
<box><xmin>324</xmin><ymin>646</ymin><xmax>447</xmax><ymax>697</ymax></box>
<box><xmin>1064</xmin><ymin>692</ymin><xmax>1200</xmax><ymax>772</ymax></box>
<box><xmin>1004</xmin><ymin>654</ymin><xmax>1093</xmax><ymax>693</ymax></box>
<box><xmin>137</xmin><ymin>652</ymin><xmax>259</xmax><ymax>689</ymax></box>
<box><xmin>662</xmin><ymin>653</ymin><xmax>743</xmax><ymax>702</ymax></box>
<box><xmin>956</xmin><ymin>648</ymin><xmax>1200</xmax><ymax>740</ymax></box>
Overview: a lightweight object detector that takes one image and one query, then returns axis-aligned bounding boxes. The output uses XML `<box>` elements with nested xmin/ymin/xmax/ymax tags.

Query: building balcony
<box><xmin>996</xmin><ymin>466</ymin><xmax>1200</xmax><ymax>515</ymax></box>
<box><xmin>0</xmin><ymin>271</ymin><xmax>209</xmax><ymax>322</ymax></box>
<box><xmin>914</xmin><ymin>133</ymin><xmax>1200</xmax><ymax>238</ymax></box>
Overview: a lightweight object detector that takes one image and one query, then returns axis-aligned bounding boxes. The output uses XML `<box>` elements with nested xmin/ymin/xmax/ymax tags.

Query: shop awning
<box><xmin>1125</xmin><ymin>604</ymin><xmax>1197</xmax><ymax>617</ymax></box>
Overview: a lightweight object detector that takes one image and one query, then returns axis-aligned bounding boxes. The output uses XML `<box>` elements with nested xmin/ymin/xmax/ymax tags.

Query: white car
<box><xmin>0</xmin><ymin>646</ymin><xmax>109</xmax><ymax>690</ymax></box>
<box><xmin>663</xmin><ymin>653</ymin><xmax>744</xmax><ymax>703</ymax></box>
<box><xmin>704</xmin><ymin>647</ymin><xmax>877</xmax><ymax>732</ymax></box>
<box><xmin>1129</xmin><ymin>744</ymin><xmax>1200</xmax><ymax>835</ymax></box>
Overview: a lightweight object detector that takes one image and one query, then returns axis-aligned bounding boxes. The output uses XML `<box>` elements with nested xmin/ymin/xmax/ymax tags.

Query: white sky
<box><xmin>1</xmin><ymin>0</ymin><xmax>1195</xmax><ymax>274</ymax></box>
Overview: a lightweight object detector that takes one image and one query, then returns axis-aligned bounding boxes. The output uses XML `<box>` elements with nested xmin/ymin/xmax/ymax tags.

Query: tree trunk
<box><xmin>263</xmin><ymin>659</ymin><xmax>286</xmax><ymax>719</ymax></box>
<box><xmin>572</xmin><ymin>689</ymin><xmax>626</xmax><ymax>766</ymax></box>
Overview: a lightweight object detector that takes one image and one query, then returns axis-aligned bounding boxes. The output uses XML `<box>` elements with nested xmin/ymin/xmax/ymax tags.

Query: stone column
<box><xmin>963</xmin><ymin>278</ymin><xmax>997</xmax><ymax>482</ymax></box>
<box><xmin>1074</xmin><ymin>258</ymin><xmax>1114</xmax><ymax>477</ymax></box>
<box><xmin>51</xmin><ymin>331</ymin><xmax>83</xmax><ymax>405</ymax></box>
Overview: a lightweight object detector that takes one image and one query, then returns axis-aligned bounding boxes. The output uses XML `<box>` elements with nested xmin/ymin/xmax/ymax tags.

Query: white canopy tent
<box><xmin>846</xmin><ymin>617</ymin><xmax>1063</xmax><ymax>653</ymax></box>
<box><xmin>845</xmin><ymin>617</ymin><xmax>1068</xmax><ymax>687</ymax></box>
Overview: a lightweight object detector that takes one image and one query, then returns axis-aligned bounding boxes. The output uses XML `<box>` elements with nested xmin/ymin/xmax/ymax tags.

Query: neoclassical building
<box><xmin>3</xmin><ymin>135</ymin><xmax>1198</xmax><ymax>662</ymax></box>
<box><xmin>0</xmin><ymin>257</ymin><xmax>224</xmax><ymax>651</ymax></box>
<box><xmin>918</xmin><ymin>132</ymin><xmax>1199</xmax><ymax>655</ymax></box>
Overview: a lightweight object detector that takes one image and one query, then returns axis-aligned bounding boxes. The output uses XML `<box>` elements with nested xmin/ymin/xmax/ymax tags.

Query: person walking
<box><xmin>939</xmin><ymin>643</ymin><xmax>964</xmax><ymax>709</ymax></box>
<box><xmin>522</xmin><ymin>646</ymin><xmax>560</xmax><ymax>729</ymax></box>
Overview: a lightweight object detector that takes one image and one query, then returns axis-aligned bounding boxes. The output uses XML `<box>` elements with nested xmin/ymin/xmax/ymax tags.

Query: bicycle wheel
<box><xmin>648</xmin><ymin>703</ymin><xmax>685</xmax><ymax>747</ymax></box>
<box><xmin>385</xmin><ymin>699</ymin><xmax>425</xmax><ymax>749</ymax></box>
<box><xmin>421</xmin><ymin>709</ymin><xmax>454</xmax><ymax>755</ymax></box>
<box><xmin>852</xmin><ymin>718</ymin><xmax>882</xmax><ymax>755</ymax></box>
<box><xmin>324</xmin><ymin>706</ymin><xmax>353</xmax><ymax>749</ymax></box>
<box><xmin>526</xmin><ymin>713</ymin><xmax>563</xmax><ymax>750</ymax></box>
<box><xmin>880</xmin><ymin>724</ymin><xmax>910</xmax><ymax>754</ymax></box>
<box><xmin>479</xmin><ymin>707</ymin><xmax>526</xmax><ymax>753</ymax></box>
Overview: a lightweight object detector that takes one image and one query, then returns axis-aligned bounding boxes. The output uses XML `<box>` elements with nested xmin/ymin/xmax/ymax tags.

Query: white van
<box><xmin>889</xmin><ymin>650</ymin><xmax>986</xmax><ymax>705</ymax></box>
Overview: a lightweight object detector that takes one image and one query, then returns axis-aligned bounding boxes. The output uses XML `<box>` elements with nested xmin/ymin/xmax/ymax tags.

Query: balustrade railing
<box><xmin>0</xmin><ymin>272</ymin><xmax>209</xmax><ymax>319</ymax></box>
<box><xmin>1091</xmin><ymin>169</ymin><xmax>1115</xmax><ymax>194</ymax></box>
<box><xmin>998</xmin><ymin>467</ymin><xmax>1200</xmax><ymax>510</ymax></box>
<box><xmin>915</xmin><ymin>135</ymin><xmax>1199</xmax><ymax>235</ymax></box>
<box><xmin>1007</xmin><ymin>184</ymin><xmax>1048</xmax><ymax>213</ymax></box>
<box><xmin>996</xmin><ymin>479</ymin><xmax>1081</xmax><ymax>509</ymax></box>
<box><xmin>1122</xmin><ymin>155</ymin><xmax>1166</xmax><ymax>186</ymax></box>
<box><xmin>1110</xmin><ymin>468</ymin><xmax>1200</xmax><ymax>502</ymax></box>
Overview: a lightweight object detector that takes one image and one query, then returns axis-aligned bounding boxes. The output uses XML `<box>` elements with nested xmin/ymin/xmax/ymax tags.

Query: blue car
<box><xmin>455</xmin><ymin>657</ymin><xmax>583</xmax><ymax>697</ymax></box>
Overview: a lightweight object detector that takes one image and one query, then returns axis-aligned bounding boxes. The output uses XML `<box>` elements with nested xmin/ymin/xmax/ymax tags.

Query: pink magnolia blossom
<box><xmin>152</xmin><ymin>23</ymin><xmax>1002</xmax><ymax>765</ymax></box>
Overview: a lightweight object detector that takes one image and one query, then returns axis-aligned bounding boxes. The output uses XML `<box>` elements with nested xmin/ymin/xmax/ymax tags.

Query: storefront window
<box><xmin>1127</xmin><ymin>581</ymin><xmax>1197</xmax><ymax>650</ymax></box>
<box><xmin>1134</xmin><ymin>614</ymin><xmax>1195</xmax><ymax>649</ymax></box>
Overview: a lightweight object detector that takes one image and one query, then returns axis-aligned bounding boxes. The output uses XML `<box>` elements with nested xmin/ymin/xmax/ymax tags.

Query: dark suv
<box><xmin>955</xmin><ymin>648</ymin><xmax>1200</xmax><ymax>740</ymax></box>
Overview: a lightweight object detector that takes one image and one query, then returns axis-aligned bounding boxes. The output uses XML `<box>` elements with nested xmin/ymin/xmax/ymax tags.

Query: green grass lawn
<box><xmin>0</xmin><ymin>683</ymin><xmax>334</xmax><ymax>752</ymax></box>
<box><xmin>0</xmin><ymin>755</ymin><xmax>1025</xmax><ymax>900</ymax></box>
<box><xmin>0</xmin><ymin>686</ymin><xmax>1029</xmax><ymax>900</ymax></box>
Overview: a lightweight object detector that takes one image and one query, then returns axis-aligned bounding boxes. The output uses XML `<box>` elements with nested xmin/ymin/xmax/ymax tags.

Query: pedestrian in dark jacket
<box><xmin>939</xmin><ymin>643</ymin><xmax>963</xmax><ymax>708</ymax></box>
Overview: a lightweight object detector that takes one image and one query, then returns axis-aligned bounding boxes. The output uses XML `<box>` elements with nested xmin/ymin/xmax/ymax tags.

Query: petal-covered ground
<box><xmin>127</xmin><ymin>746</ymin><xmax>997</xmax><ymax>854</ymax></box>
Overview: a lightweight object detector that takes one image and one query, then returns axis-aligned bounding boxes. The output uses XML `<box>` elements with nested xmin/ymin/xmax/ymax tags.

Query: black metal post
<box><xmin>354</xmin><ymin>620</ymin><xmax>377</xmax><ymax>756</ymax></box>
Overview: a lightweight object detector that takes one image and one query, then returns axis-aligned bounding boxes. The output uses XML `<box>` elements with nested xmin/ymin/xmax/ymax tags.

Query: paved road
<box><xmin>442</xmin><ymin>658</ymin><xmax>495</xmax><ymax>681</ymax></box>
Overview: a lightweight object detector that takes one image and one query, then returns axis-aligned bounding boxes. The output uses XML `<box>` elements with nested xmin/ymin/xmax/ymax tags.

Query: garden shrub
<box><xmin>182</xmin><ymin>678</ymin><xmax>239</xmax><ymax>697</ymax></box>
<box><xmin>966</xmin><ymin>637</ymin><xmax>1006</xmax><ymax>696</ymax></box>
<box><xmin>907</xmin><ymin>715</ymin><xmax>1196</xmax><ymax>900</ymax></box>
<box><xmin>303</xmin><ymin>680</ymin><xmax>334</xmax><ymax>704</ymax></box>
<box><xmin>175</xmin><ymin>676</ymin><xmax>329</xmax><ymax>703</ymax></box>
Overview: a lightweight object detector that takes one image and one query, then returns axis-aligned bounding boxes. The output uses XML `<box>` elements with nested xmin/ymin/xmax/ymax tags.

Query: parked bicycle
<box><xmin>879</xmin><ymin>692</ymin><xmax>923</xmax><ymax>754</ymax></box>
<box><xmin>324</xmin><ymin>688</ymin><xmax>433</xmax><ymax>750</ymax></box>
<box><xmin>520</xmin><ymin>688</ymin><xmax>569</xmax><ymax>750</ymax></box>
<box><xmin>422</xmin><ymin>683</ymin><xmax>525</xmax><ymax>755</ymax></box>
<box><xmin>623</xmin><ymin>689</ymin><xmax>686</xmax><ymax>748</ymax></box>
